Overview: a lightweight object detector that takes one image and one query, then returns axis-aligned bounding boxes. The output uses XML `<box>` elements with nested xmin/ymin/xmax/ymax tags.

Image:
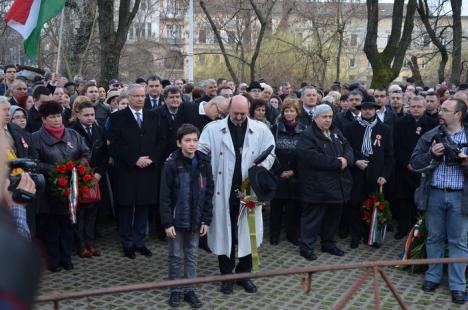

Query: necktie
<box><xmin>86</xmin><ymin>126</ymin><xmax>92</xmax><ymax>137</ymax></box>
<box><xmin>135</xmin><ymin>112</ymin><xmax>142</xmax><ymax>128</ymax></box>
<box><xmin>152</xmin><ymin>98</ymin><xmax>158</xmax><ymax>108</ymax></box>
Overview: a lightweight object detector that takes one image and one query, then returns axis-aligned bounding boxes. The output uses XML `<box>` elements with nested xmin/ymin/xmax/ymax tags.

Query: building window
<box><xmin>441</xmin><ymin>36</ymin><xmax>448</xmax><ymax>45</ymax></box>
<box><xmin>166</xmin><ymin>24</ymin><xmax>173</xmax><ymax>40</ymax></box>
<box><xmin>349</xmin><ymin>57</ymin><xmax>356</xmax><ymax>68</ymax></box>
<box><xmin>350</xmin><ymin>34</ymin><xmax>358</xmax><ymax>47</ymax></box>
<box><xmin>199</xmin><ymin>29</ymin><xmax>206</xmax><ymax>43</ymax></box>
<box><xmin>199</xmin><ymin>54</ymin><xmax>206</xmax><ymax>65</ymax></box>
<box><xmin>167</xmin><ymin>0</ymin><xmax>181</xmax><ymax>16</ymax></box>
<box><xmin>147</xmin><ymin>23</ymin><xmax>152</xmax><ymax>38</ymax></box>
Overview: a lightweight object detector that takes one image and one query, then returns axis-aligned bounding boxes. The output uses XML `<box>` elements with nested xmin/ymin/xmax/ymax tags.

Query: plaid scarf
<box><xmin>357</xmin><ymin>117</ymin><xmax>378</xmax><ymax>157</ymax></box>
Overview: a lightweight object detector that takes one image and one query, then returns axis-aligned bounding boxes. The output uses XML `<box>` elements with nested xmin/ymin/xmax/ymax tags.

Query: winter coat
<box><xmin>32</xmin><ymin>127</ymin><xmax>90</xmax><ymax>214</ymax></box>
<box><xmin>198</xmin><ymin>117</ymin><xmax>275</xmax><ymax>257</ymax></box>
<box><xmin>271</xmin><ymin>119</ymin><xmax>305</xmax><ymax>199</ymax></box>
<box><xmin>297</xmin><ymin>121</ymin><xmax>353</xmax><ymax>203</ymax></box>
<box><xmin>159</xmin><ymin>150</ymin><xmax>214</xmax><ymax>232</ymax></box>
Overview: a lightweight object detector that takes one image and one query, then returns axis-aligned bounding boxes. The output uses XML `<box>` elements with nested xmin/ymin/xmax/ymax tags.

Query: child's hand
<box><xmin>200</xmin><ymin>224</ymin><xmax>208</xmax><ymax>237</ymax></box>
<box><xmin>165</xmin><ymin>226</ymin><xmax>176</xmax><ymax>238</ymax></box>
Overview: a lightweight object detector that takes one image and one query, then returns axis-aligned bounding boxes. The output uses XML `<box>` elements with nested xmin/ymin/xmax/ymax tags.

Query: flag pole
<box><xmin>55</xmin><ymin>8</ymin><xmax>65</xmax><ymax>74</ymax></box>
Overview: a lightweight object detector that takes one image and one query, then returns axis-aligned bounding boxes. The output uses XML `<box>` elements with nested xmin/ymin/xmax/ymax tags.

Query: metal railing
<box><xmin>36</xmin><ymin>257</ymin><xmax>468</xmax><ymax>310</ymax></box>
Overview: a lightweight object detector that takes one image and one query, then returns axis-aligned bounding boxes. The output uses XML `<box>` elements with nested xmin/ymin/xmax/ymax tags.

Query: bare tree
<box><xmin>364</xmin><ymin>0</ymin><xmax>417</xmax><ymax>88</ymax></box>
<box><xmin>97</xmin><ymin>0</ymin><xmax>141</xmax><ymax>85</ymax></box>
<box><xmin>450</xmin><ymin>0</ymin><xmax>462</xmax><ymax>86</ymax></box>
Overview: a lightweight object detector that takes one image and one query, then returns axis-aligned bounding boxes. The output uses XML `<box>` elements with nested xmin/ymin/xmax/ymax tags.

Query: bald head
<box><xmin>454</xmin><ymin>91</ymin><xmax>468</xmax><ymax>107</ymax></box>
<box><xmin>229</xmin><ymin>95</ymin><xmax>249</xmax><ymax>125</ymax></box>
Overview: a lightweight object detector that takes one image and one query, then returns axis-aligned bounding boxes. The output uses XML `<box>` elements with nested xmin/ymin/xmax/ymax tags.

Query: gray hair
<box><xmin>126</xmin><ymin>83</ymin><xmax>145</xmax><ymax>95</ymax></box>
<box><xmin>313</xmin><ymin>103</ymin><xmax>333</xmax><ymax>119</ymax></box>
<box><xmin>11</xmin><ymin>79</ymin><xmax>27</xmax><ymax>91</ymax></box>
<box><xmin>0</xmin><ymin>96</ymin><xmax>10</xmax><ymax>106</ymax></box>
<box><xmin>163</xmin><ymin>85</ymin><xmax>182</xmax><ymax>98</ymax></box>
<box><xmin>410</xmin><ymin>95</ymin><xmax>426</xmax><ymax>105</ymax></box>
<box><xmin>200</xmin><ymin>79</ymin><xmax>216</xmax><ymax>89</ymax></box>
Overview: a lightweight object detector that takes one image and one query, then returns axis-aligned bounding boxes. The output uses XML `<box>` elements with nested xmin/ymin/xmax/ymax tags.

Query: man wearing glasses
<box><xmin>246</xmin><ymin>81</ymin><xmax>263</xmax><ymax>99</ymax></box>
<box><xmin>411</xmin><ymin>98</ymin><xmax>468</xmax><ymax>305</ymax></box>
<box><xmin>0</xmin><ymin>65</ymin><xmax>17</xmax><ymax>96</ymax></box>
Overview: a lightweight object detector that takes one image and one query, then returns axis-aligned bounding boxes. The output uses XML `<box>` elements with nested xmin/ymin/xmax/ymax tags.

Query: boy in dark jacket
<box><xmin>159</xmin><ymin>124</ymin><xmax>214</xmax><ymax>308</ymax></box>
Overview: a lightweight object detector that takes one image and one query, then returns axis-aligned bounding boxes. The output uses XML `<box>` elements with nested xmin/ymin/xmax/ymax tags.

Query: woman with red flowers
<box><xmin>31</xmin><ymin>101</ymin><xmax>90</xmax><ymax>272</ymax></box>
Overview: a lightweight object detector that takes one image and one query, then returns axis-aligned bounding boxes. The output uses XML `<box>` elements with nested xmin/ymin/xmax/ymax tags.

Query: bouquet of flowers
<box><xmin>398</xmin><ymin>218</ymin><xmax>427</xmax><ymax>273</ymax></box>
<box><xmin>362</xmin><ymin>186</ymin><xmax>392</xmax><ymax>246</ymax></box>
<box><xmin>49</xmin><ymin>160</ymin><xmax>95</xmax><ymax>223</ymax></box>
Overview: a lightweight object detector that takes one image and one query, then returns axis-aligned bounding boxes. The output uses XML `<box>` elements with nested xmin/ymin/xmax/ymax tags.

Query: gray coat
<box><xmin>410</xmin><ymin>125</ymin><xmax>468</xmax><ymax>215</ymax></box>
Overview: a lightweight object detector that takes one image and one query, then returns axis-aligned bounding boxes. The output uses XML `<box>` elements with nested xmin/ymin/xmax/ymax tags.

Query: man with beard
<box><xmin>393</xmin><ymin>96</ymin><xmax>437</xmax><ymax>239</ymax></box>
<box><xmin>344</xmin><ymin>97</ymin><xmax>394</xmax><ymax>248</ymax></box>
<box><xmin>9</xmin><ymin>79</ymin><xmax>28</xmax><ymax>107</ymax></box>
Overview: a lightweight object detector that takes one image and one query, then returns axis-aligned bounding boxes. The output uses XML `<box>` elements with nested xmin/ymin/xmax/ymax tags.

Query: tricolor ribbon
<box><xmin>68</xmin><ymin>167</ymin><xmax>78</xmax><ymax>224</ymax></box>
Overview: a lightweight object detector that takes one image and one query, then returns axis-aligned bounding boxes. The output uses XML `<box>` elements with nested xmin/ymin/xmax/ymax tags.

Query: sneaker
<box><xmin>184</xmin><ymin>291</ymin><xmax>203</xmax><ymax>308</ymax></box>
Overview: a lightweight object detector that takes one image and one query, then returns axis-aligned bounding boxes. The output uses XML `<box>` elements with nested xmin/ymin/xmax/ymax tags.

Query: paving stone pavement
<box><xmin>36</xmin><ymin>210</ymin><xmax>465</xmax><ymax>310</ymax></box>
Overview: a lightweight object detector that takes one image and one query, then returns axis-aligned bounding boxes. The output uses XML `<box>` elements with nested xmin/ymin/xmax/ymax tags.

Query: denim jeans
<box><xmin>425</xmin><ymin>189</ymin><xmax>468</xmax><ymax>291</ymax></box>
<box><xmin>168</xmin><ymin>230</ymin><xmax>200</xmax><ymax>293</ymax></box>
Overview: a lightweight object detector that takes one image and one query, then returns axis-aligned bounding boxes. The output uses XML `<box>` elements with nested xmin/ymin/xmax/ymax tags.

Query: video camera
<box><xmin>433</xmin><ymin>125</ymin><xmax>468</xmax><ymax>166</ymax></box>
<box><xmin>8</xmin><ymin>159</ymin><xmax>45</xmax><ymax>203</ymax></box>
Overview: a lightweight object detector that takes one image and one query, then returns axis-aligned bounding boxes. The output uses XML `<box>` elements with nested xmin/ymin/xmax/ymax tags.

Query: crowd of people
<box><xmin>2</xmin><ymin>65</ymin><xmax>468</xmax><ymax>307</ymax></box>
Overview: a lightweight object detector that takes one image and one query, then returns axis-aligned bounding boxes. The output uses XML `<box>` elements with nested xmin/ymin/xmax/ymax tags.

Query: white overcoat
<box><xmin>198</xmin><ymin>117</ymin><xmax>275</xmax><ymax>257</ymax></box>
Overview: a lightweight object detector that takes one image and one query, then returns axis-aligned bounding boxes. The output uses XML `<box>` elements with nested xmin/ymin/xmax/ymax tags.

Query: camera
<box><xmin>8</xmin><ymin>158</ymin><xmax>45</xmax><ymax>203</ymax></box>
<box><xmin>433</xmin><ymin>125</ymin><xmax>468</xmax><ymax>166</ymax></box>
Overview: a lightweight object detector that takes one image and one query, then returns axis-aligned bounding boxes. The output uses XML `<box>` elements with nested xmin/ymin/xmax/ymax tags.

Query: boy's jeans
<box><xmin>168</xmin><ymin>230</ymin><xmax>200</xmax><ymax>293</ymax></box>
<box><xmin>425</xmin><ymin>189</ymin><xmax>468</xmax><ymax>291</ymax></box>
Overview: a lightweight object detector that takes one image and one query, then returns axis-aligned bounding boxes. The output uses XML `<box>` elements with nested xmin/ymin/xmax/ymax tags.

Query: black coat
<box><xmin>32</xmin><ymin>127</ymin><xmax>90</xmax><ymax>214</ymax></box>
<box><xmin>298</xmin><ymin>107</ymin><xmax>313</xmax><ymax>128</ymax></box>
<box><xmin>26</xmin><ymin>106</ymin><xmax>42</xmax><ymax>133</ymax></box>
<box><xmin>271</xmin><ymin>119</ymin><xmax>305</xmax><ymax>199</ymax></box>
<box><xmin>159</xmin><ymin>150</ymin><xmax>214</xmax><ymax>232</ymax></box>
<box><xmin>182</xmin><ymin>101</ymin><xmax>212</xmax><ymax>132</ymax></box>
<box><xmin>144</xmin><ymin>95</ymin><xmax>164</xmax><ymax>111</ymax></box>
<box><xmin>394</xmin><ymin>114</ymin><xmax>437</xmax><ymax>198</ymax></box>
<box><xmin>297</xmin><ymin>122</ymin><xmax>353</xmax><ymax>204</ymax></box>
<box><xmin>378</xmin><ymin>109</ymin><xmax>398</xmax><ymax>131</ymax></box>
<box><xmin>69</xmin><ymin>122</ymin><xmax>110</xmax><ymax>176</ymax></box>
<box><xmin>108</xmin><ymin>107</ymin><xmax>166</xmax><ymax>206</ymax></box>
<box><xmin>154</xmin><ymin>104</ymin><xmax>186</xmax><ymax>158</ymax></box>
<box><xmin>344</xmin><ymin>119</ymin><xmax>394</xmax><ymax>198</ymax></box>
<box><xmin>7</xmin><ymin>123</ymin><xmax>38</xmax><ymax>159</ymax></box>
<box><xmin>333</xmin><ymin>110</ymin><xmax>356</xmax><ymax>133</ymax></box>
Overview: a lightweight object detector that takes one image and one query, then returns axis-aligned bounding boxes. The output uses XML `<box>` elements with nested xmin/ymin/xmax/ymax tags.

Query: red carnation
<box><xmin>246</xmin><ymin>200</ymin><xmax>255</xmax><ymax>209</ymax></box>
<box><xmin>66</xmin><ymin>161</ymin><xmax>75</xmax><ymax>171</ymax></box>
<box><xmin>83</xmin><ymin>174</ymin><xmax>93</xmax><ymax>182</ymax></box>
<box><xmin>63</xmin><ymin>188</ymin><xmax>71</xmax><ymax>197</ymax></box>
<box><xmin>378</xmin><ymin>203</ymin><xmax>385</xmax><ymax>211</ymax></box>
<box><xmin>363</xmin><ymin>211</ymin><xmax>370</xmax><ymax>220</ymax></box>
<box><xmin>57</xmin><ymin>177</ymin><xmax>68</xmax><ymax>187</ymax></box>
<box><xmin>81</xmin><ymin>186</ymin><xmax>90</xmax><ymax>193</ymax></box>
<box><xmin>56</xmin><ymin>164</ymin><xmax>67</xmax><ymax>174</ymax></box>
<box><xmin>77</xmin><ymin>165</ymin><xmax>86</xmax><ymax>176</ymax></box>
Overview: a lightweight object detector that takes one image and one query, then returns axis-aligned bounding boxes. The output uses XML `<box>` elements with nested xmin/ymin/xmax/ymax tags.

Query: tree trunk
<box><xmin>450</xmin><ymin>0</ymin><xmax>462</xmax><ymax>86</ymax></box>
<box><xmin>409</xmin><ymin>55</ymin><xmax>424</xmax><ymax>87</ymax></box>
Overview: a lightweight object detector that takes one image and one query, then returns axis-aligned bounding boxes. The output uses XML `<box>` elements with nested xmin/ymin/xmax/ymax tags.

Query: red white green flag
<box><xmin>4</xmin><ymin>0</ymin><xmax>66</xmax><ymax>59</ymax></box>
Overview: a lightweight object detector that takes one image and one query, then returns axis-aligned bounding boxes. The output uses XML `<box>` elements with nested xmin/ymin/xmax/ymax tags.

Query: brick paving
<box><xmin>36</xmin><ymin>209</ymin><xmax>464</xmax><ymax>309</ymax></box>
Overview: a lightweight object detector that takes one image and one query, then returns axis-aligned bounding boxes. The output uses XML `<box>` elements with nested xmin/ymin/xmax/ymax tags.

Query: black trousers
<box><xmin>270</xmin><ymin>198</ymin><xmax>301</xmax><ymax>240</ymax></box>
<box><xmin>300</xmin><ymin>202</ymin><xmax>343</xmax><ymax>252</ymax></box>
<box><xmin>218</xmin><ymin>200</ymin><xmax>252</xmax><ymax>275</ymax></box>
<box><xmin>77</xmin><ymin>203</ymin><xmax>98</xmax><ymax>248</ymax></box>
<box><xmin>44</xmin><ymin>214</ymin><xmax>73</xmax><ymax>268</ymax></box>
<box><xmin>118</xmin><ymin>204</ymin><xmax>150</xmax><ymax>249</ymax></box>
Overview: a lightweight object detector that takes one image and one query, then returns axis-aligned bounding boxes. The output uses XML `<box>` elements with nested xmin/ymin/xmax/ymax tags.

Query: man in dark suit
<box><xmin>109</xmin><ymin>84</ymin><xmax>166</xmax><ymax>259</ymax></box>
<box><xmin>298</xmin><ymin>86</ymin><xmax>319</xmax><ymax>128</ymax></box>
<box><xmin>334</xmin><ymin>90</ymin><xmax>363</xmax><ymax>133</ymax></box>
<box><xmin>388</xmin><ymin>90</ymin><xmax>405</xmax><ymax>118</ymax></box>
<box><xmin>374</xmin><ymin>88</ymin><xmax>397</xmax><ymax>131</ymax></box>
<box><xmin>343</xmin><ymin>98</ymin><xmax>394</xmax><ymax>248</ymax></box>
<box><xmin>70</xmin><ymin>102</ymin><xmax>109</xmax><ymax>257</ymax></box>
<box><xmin>393</xmin><ymin>96</ymin><xmax>437</xmax><ymax>239</ymax></box>
<box><xmin>27</xmin><ymin>86</ymin><xmax>52</xmax><ymax>133</ymax></box>
<box><xmin>183</xmin><ymin>96</ymin><xmax>228</xmax><ymax>132</ymax></box>
<box><xmin>144</xmin><ymin>75</ymin><xmax>165</xmax><ymax>111</ymax></box>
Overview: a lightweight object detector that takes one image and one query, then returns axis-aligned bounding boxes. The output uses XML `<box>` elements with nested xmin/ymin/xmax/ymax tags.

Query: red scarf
<box><xmin>44</xmin><ymin>123</ymin><xmax>65</xmax><ymax>140</ymax></box>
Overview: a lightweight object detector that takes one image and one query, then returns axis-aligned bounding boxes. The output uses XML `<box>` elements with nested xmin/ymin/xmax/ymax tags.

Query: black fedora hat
<box><xmin>356</xmin><ymin>96</ymin><xmax>380</xmax><ymax>110</ymax></box>
<box><xmin>246</xmin><ymin>81</ymin><xmax>264</xmax><ymax>92</ymax></box>
<box><xmin>248</xmin><ymin>166</ymin><xmax>278</xmax><ymax>202</ymax></box>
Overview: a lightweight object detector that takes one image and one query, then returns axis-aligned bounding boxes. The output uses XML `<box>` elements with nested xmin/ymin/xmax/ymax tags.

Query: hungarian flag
<box><xmin>4</xmin><ymin>0</ymin><xmax>66</xmax><ymax>59</ymax></box>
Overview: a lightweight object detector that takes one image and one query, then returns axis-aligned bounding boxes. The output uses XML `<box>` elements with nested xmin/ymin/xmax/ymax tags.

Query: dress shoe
<box><xmin>236</xmin><ymin>279</ymin><xmax>257</xmax><ymax>293</ymax></box>
<box><xmin>79</xmin><ymin>248</ymin><xmax>92</xmax><ymax>258</ymax></box>
<box><xmin>168</xmin><ymin>292</ymin><xmax>181</xmax><ymax>307</ymax></box>
<box><xmin>220</xmin><ymin>281</ymin><xmax>234</xmax><ymax>294</ymax></box>
<box><xmin>299</xmin><ymin>249</ymin><xmax>317</xmax><ymax>261</ymax></box>
<box><xmin>287</xmin><ymin>237</ymin><xmax>299</xmax><ymax>246</ymax></box>
<box><xmin>135</xmin><ymin>246</ymin><xmax>152</xmax><ymax>257</ymax></box>
<box><xmin>421</xmin><ymin>280</ymin><xmax>439</xmax><ymax>292</ymax></box>
<box><xmin>350</xmin><ymin>238</ymin><xmax>360</xmax><ymax>249</ymax></box>
<box><xmin>451</xmin><ymin>290</ymin><xmax>466</xmax><ymax>304</ymax></box>
<box><xmin>394</xmin><ymin>231</ymin><xmax>407</xmax><ymax>240</ymax></box>
<box><xmin>322</xmin><ymin>246</ymin><xmax>345</xmax><ymax>256</ymax></box>
<box><xmin>49</xmin><ymin>266</ymin><xmax>62</xmax><ymax>273</ymax></box>
<box><xmin>62</xmin><ymin>262</ymin><xmax>74</xmax><ymax>270</ymax></box>
<box><xmin>87</xmin><ymin>247</ymin><xmax>101</xmax><ymax>257</ymax></box>
<box><xmin>123</xmin><ymin>248</ymin><xmax>136</xmax><ymax>259</ymax></box>
<box><xmin>270</xmin><ymin>236</ymin><xmax>279</xmax><ymax>245</ymax></box>
<box><xmin>184</xmin><ymin>291</ymin><xmax>203</xmax><ymax>308</ymax></box>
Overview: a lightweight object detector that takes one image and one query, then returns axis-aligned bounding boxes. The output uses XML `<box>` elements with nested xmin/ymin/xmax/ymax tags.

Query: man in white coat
<box><xmin>198</xmin><ymin>95</ymin><xmax>275</xmax><ymax>294</ymax></box>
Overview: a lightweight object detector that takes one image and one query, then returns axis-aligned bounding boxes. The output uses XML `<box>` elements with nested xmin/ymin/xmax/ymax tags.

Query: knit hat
<box><xmin>9</xmin><ymin>105</ymin><xmax>27</xmax><ymax>121</ymax></box>
<box><xmin>313</xmin><ymin>103</ymin><xmax>333</xmax><ymax>119</ymax></box>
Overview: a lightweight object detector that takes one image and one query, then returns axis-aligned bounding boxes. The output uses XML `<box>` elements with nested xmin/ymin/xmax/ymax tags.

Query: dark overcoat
<box><xmin>108</xmin><ymin>107</ymin><xmax>166</xmax><ymax>206</ymax></box>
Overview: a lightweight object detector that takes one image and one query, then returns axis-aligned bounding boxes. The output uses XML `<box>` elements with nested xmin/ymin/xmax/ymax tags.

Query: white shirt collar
<box><xmin>129</xmin><ymin>106</ymin><xmax>143</xmax><ymax>121</ymax></box>
<box><xmin>198</xmin><ymin>101</ymin><xmax>207</xmax><ymax>115</ymax></box>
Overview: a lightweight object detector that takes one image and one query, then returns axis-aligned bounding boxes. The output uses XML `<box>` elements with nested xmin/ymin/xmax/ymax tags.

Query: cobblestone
<box><xmin>36</xmin><ymin>210</ymin><xmax>464</xmax><ymax>309</ymax></box>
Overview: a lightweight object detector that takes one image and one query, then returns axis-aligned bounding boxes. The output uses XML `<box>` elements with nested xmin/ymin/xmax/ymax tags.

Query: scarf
<box><xmin>44</xmin><ymin>123</ymin><xmax>65</xmax><ymax>140</ymax></box>
<box><xmin>283</xmin><ymin>119</ymin><xmax>297</xmax><ymax>133</ymax></box>
<box><xmin>357</xmin><ymin>116</ymin><xmax>378</xmax><ymax>157</ymax></box>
